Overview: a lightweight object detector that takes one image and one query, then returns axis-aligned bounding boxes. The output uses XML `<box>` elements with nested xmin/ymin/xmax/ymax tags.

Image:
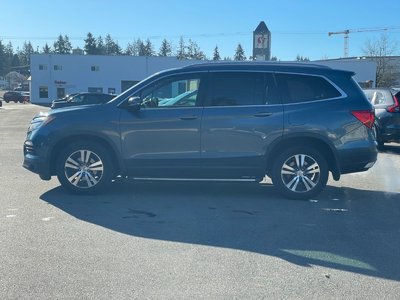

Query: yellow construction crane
<box><xmin>328</xmin><ymin>27</ymin><xmax>391</xmax><ymax>58</ymax></box>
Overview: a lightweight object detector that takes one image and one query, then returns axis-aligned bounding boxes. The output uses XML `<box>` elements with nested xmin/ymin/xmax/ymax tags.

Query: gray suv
<box><xmin>23</xmin><ymin>62</ymin><xmax>377</xmax><ymax>199</ymax></box>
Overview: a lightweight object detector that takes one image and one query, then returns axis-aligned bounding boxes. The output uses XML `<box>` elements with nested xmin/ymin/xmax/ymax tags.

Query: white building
<box><xmin>315</xmin><ymin>58</ymin><xmax>377</xmax><ymax>88</ymax></box>
<box><xmin>30</xmin><ymin>54</ymin><xmax>377</xmax><ymax>104</ymax></box>
<box><xmin>30</xmin><ymin>54</ymin><xmax>199</xmax><ymax>104</ymax></box>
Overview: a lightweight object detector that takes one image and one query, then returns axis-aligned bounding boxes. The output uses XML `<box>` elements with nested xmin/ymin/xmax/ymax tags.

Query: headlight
<box><xmin>28</xmin><ymin>115</ymin><xmax>55</xmax><ymax>132</ymax></box>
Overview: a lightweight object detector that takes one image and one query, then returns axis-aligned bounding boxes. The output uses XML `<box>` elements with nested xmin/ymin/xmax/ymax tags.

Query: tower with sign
<box><xmin>253</xmin><ymin>21</ymin><xmax>271</xmax><ymax>61</ymax></box>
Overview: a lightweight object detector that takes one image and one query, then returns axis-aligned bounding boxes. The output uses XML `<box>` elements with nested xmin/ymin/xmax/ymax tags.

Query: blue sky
<box><xmin>1</xmin><ymin>0</ymin><xmax>400</xmax><ymax>60</ymax></box>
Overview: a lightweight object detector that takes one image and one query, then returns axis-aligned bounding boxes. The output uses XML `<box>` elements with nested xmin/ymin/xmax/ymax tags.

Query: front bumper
<box><xmin>23</xmin><ymin>142</ymin><xmax>51</xmax><ymax>180</ymax></box>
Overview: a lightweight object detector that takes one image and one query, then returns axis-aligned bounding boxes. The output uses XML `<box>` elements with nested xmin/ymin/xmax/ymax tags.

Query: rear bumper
<box><xmin>339</xmin><ymin>144</ymin><xmax>378</xmax><ymax>174</ymax></box>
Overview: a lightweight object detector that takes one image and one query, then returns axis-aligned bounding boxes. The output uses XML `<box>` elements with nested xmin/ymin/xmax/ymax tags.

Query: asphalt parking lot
<box><xmin>1</xmin><ymin>102</ymin><xmax>400</xmax><ymax>299</ymax></box>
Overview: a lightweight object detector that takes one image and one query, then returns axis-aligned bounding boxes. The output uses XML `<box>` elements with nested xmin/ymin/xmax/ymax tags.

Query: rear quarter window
<box><xmin>276</xmin><ymin>73</ymin><xmax>342</xmax><ymax>104</ymax></box>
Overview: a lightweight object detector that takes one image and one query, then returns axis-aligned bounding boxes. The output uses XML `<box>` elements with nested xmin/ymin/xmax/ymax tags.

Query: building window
<box><xmin>108</xmin><ymin>88</ymin><xmax>116</xmax><ymax>94</ymax></box>
<box><xmin>54</xmin><ymin>65</ymin><xmax>62</xmax><ymax>71</ymax></box>
<box><xmin>39</xmin><ymin>64</ymin><xmax>47</xmax><ymax>70</ymax></box>
<box><xmin>39</xmin><ymin>86</ymin><xmax>48</xmax><ymax>98</ymax></box>
<box><xmin>91</xmin><ymin>66</ymin><xmax>100</xmax><ymax>71</ymax></box>
<box><xmin>57</xmin><ymin>88</ymin><xmax>65</xmax><ymax>99</ymax></box>
<box><xmin>88</xmin><ymin>87</ymin><xmax>103</xmax><ymax>93</ymax></box>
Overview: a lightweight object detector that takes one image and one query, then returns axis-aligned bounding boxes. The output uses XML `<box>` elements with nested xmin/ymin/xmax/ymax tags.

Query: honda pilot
<box><xmin>23</xmin><ymin>62</ymin><xmax>377</xmax><ymax>199</ymax></box>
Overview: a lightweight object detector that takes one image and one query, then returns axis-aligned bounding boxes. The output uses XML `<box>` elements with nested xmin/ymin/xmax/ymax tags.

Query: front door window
<box><xmin>139</xmin><ymin>76</ymin><xmax>201</xmax><ymax>108</ymax></box>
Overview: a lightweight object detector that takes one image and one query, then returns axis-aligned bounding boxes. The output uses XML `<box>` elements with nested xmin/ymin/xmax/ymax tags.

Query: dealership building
<box><xmin>30</xmin><ymin>54</ymin><xmax>377</xmax><ymax>104</ymax></box>
<box><xmin>29</xmin><ymin>54</ymin><xmax>200</xmax><ymax>104</ymax></box>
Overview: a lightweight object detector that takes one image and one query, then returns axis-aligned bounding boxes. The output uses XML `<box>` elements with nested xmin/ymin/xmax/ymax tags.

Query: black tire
<box><xmin>271</xmin><ymin>147</ymin><xmax>329</xmax><ymax>200</ymax></box>
<box><xmin>56</xmin><ymin>141</ymin><xmax>114</xmax><ymax>194</ymax></box>
<box><xmin>373</xmin><ymin>124</ymin><xmax>384</xmax><ymax>149</ymax></box>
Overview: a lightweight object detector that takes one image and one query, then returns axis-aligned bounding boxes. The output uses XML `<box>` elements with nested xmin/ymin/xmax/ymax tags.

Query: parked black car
<box><xmin>3</xmin><ymin>91</ymin><xmax>23</xmax><ymax>103</ymax></box>
<box><xmin>363</xmin><ymin>88</ymin><xmax>400</xmax><ymax>147</ymax></box>
<box><xmin>51</xmin><ymin>92</ymin><xmax>115</xmax><ymax>109</ymax></box>
<box><xmin>51</xmin><ymin>93</ymin><xmax>78</xmax><ymax>107</ymax></box>
<box><xmin>23</xmin><ymin>62</ymin><xmax>377</xmax><ymax>199</ymax></box>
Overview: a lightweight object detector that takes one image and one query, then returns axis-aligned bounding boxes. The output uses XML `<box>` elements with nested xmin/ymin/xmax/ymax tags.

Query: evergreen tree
<box><xmin>234</xmin><ymin>43</ymin><xmax>246</xmax><ymax>61</ymax></box>
<box><xmin>143</xmin><ymin>38</ymin><xmax>154</xmax><ymax>56</ymax></box>
<box><xmin>4</xmin><ymin>42</ymin><xmax>14</xmax><ymax>74</ymax></box>
<box><xmin>63</xmin><ymin>35</ymin><xmax>72</xmax><ymax>54</ymax></box>
<box><xmin>105</xmin><ymin>34</ymin><xmax>122</xmax><ymax>55</ymax></box>
<box><xmin>84</xmin><ymin>32</ymin><xmax>97</xmax><ymax>55</ymax></box>
<box><xmin>136</xmin><ymin>39</ymin><xmax>146</xmax><ymax>56</ymax></box>
<box><xmin>0</xmin><ymin>40</ymin><xmax>6</xmax><ymax>76</ymax></box>
<box><xmin>158</xmin><ymin>39</ymin><xmax>172</xmax><ymax>57</ymax></box>
<box><xmin>42</xmin><ymin>43</ymin><xmax>51</xmax><ymax>54</ymax></box>
<box><xmin>18</xmin><ymin>41</ymin><xmax>34</xmax><ymax>66</ymax></box>
<box><xmin>12</xmin><ymin>54</ymin><xmax>20</xmax><ymax>68</ymax></box>
<box><xmin>96</xmin><ymin>36</ymin><xmax>105</xmax><ymax>55</ymax></box>
<box><xmin>125</xmin><ymin>41</ymin><xmax>139</xmax><ymax>56</ymax></box>
<box><xmin>213</xmin><ymin>45</ymin><xmax>221</xmax><ymax>61</ymax></box>
<box><xmin>296</xmin><ymin>55</ymin><xmax>310</xmax><ymax>62</ymax></box>
<box><xmin>53</xmin><ymin>35</ymin><xmax>72</xmax><ymax>54</ymax></box>
<box><xmin>176</xmin><ymin>36</ymin><xmax>187</xmax><ymax>60</ymax></box>
<box><xmin>187</xmin><ymin>39</ymin><xmax>206</xmax><ymax>60</ymax></box>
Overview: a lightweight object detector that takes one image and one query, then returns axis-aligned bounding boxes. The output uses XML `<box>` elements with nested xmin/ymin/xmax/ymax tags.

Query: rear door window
<box><xmin>206</xmin><ymin>72</ymin><xmax>264</xmax><ymax>106</ymax></box>
<box><xmin>276</xmin><ymin>73</ymin><xmax>342</xmax><ymax>104</ymax></box>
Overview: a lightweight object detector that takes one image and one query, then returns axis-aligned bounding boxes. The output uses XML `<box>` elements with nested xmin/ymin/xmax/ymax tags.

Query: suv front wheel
<box><xmin>56</xmin><ymin>141</ymin><xmax>114</xmax><ymax>194</ymax></box>
<box><xmin>271</xmin><ymin>147</ymin><xmax>329</xmax><ymax>200</ymax></box>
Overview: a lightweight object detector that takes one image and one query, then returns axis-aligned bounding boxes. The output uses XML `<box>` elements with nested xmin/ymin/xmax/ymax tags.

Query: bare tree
<box><xmin>362</xmin><ymin>34</ymin><xmax>399</xmax><ymax>87</ymax></box>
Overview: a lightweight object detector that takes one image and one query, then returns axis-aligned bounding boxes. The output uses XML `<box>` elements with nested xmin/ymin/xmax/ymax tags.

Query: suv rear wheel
<box><xmin>271</xmin><ymin>147</ymin><xmax>329</xmax><ymax>200</ymax></box>
<box><xmin>56</xmin><ymin>141</ymin><xmax>113</xmax><ymax>194</ymax></box>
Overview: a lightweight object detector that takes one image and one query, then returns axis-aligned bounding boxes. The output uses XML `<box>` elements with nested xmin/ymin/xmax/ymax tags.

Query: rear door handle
<box><xmin>180</xmin><ymin>115</ymin><xmax>198</xmax><ymax>120</ymax></box>
<box><xmin>253</xmin><ymin>112</ymin><xmax>273</xmax><ymax>117</ymax></box>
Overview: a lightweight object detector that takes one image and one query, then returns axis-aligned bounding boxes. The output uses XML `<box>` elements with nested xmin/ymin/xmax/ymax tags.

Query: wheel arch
<box><xmin>265</xmin><ymin>135</ymin><xmax>341</xmax><ymax>181</ymax></box>
<box><xmin>49</xmin><ymin>134</ymin><xmax>122</xmax><ymax>176</ymax></box>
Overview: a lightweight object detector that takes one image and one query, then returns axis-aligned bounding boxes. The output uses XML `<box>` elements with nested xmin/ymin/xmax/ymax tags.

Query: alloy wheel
<box><xmin>64</xmin><ymin>149</ymin><xmax>104</xmax><ymax>189</ymax></box>
<box><xmin>280</xmin><ymin>154</ymin><xmax>320</xmax><ymax>193</ymax></box>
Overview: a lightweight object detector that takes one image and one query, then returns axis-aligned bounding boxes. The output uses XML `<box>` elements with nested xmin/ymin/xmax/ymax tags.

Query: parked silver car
<box><xmin>363</xmin><ymin>88</ymin><xmax>400</xmax><ymax>147</ymax></box>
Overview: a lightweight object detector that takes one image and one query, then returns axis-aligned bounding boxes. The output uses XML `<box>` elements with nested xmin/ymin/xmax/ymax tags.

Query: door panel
<box><xmin>200</xmin><ymin>72</ymin><xmax>283</xmax><ymax>178</ymax></box>
<box><xmin>119</xmin><ymin>73</ymin><xmax>205</xmax><ymax>177</ymax></box>
<box><xmin>201</xmin><ymin>105</ymin><xmax>283</xmax><ymax>178</ymax></box>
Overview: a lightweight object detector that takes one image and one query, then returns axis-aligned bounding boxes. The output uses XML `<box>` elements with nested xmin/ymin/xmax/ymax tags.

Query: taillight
<box><xmin>386</xmin><ymin>94</ymin><xmax>400</xmax><ymax>113</ymax></box>
<box><xmin>351</xmin><ymin>110</ymin><xmax>375</xmax><ymax>129</ymax></box>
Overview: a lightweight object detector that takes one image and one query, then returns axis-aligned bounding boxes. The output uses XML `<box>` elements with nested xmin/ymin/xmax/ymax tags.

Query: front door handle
<box><xmin>253</xmin><ymin>112</ymin><xmax>273</xmax><ymax>117</ymax></box>
<box><xmin>180</xmin><ymin>115</ymin><xmax>198</xmax><ymax>120</ymax></box>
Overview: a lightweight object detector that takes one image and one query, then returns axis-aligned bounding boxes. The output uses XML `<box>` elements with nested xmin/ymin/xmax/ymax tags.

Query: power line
<box><xmin>2</xmin><ymin>26</ymin><xmax>400</xmax><ymax>42</ymax></box>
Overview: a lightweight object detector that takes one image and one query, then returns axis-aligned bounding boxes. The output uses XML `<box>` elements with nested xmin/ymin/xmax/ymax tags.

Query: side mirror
<box><xmin>127</xmin><ymin>96</ymin><xmax>142</xmax><ymax>111</ymax></box>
